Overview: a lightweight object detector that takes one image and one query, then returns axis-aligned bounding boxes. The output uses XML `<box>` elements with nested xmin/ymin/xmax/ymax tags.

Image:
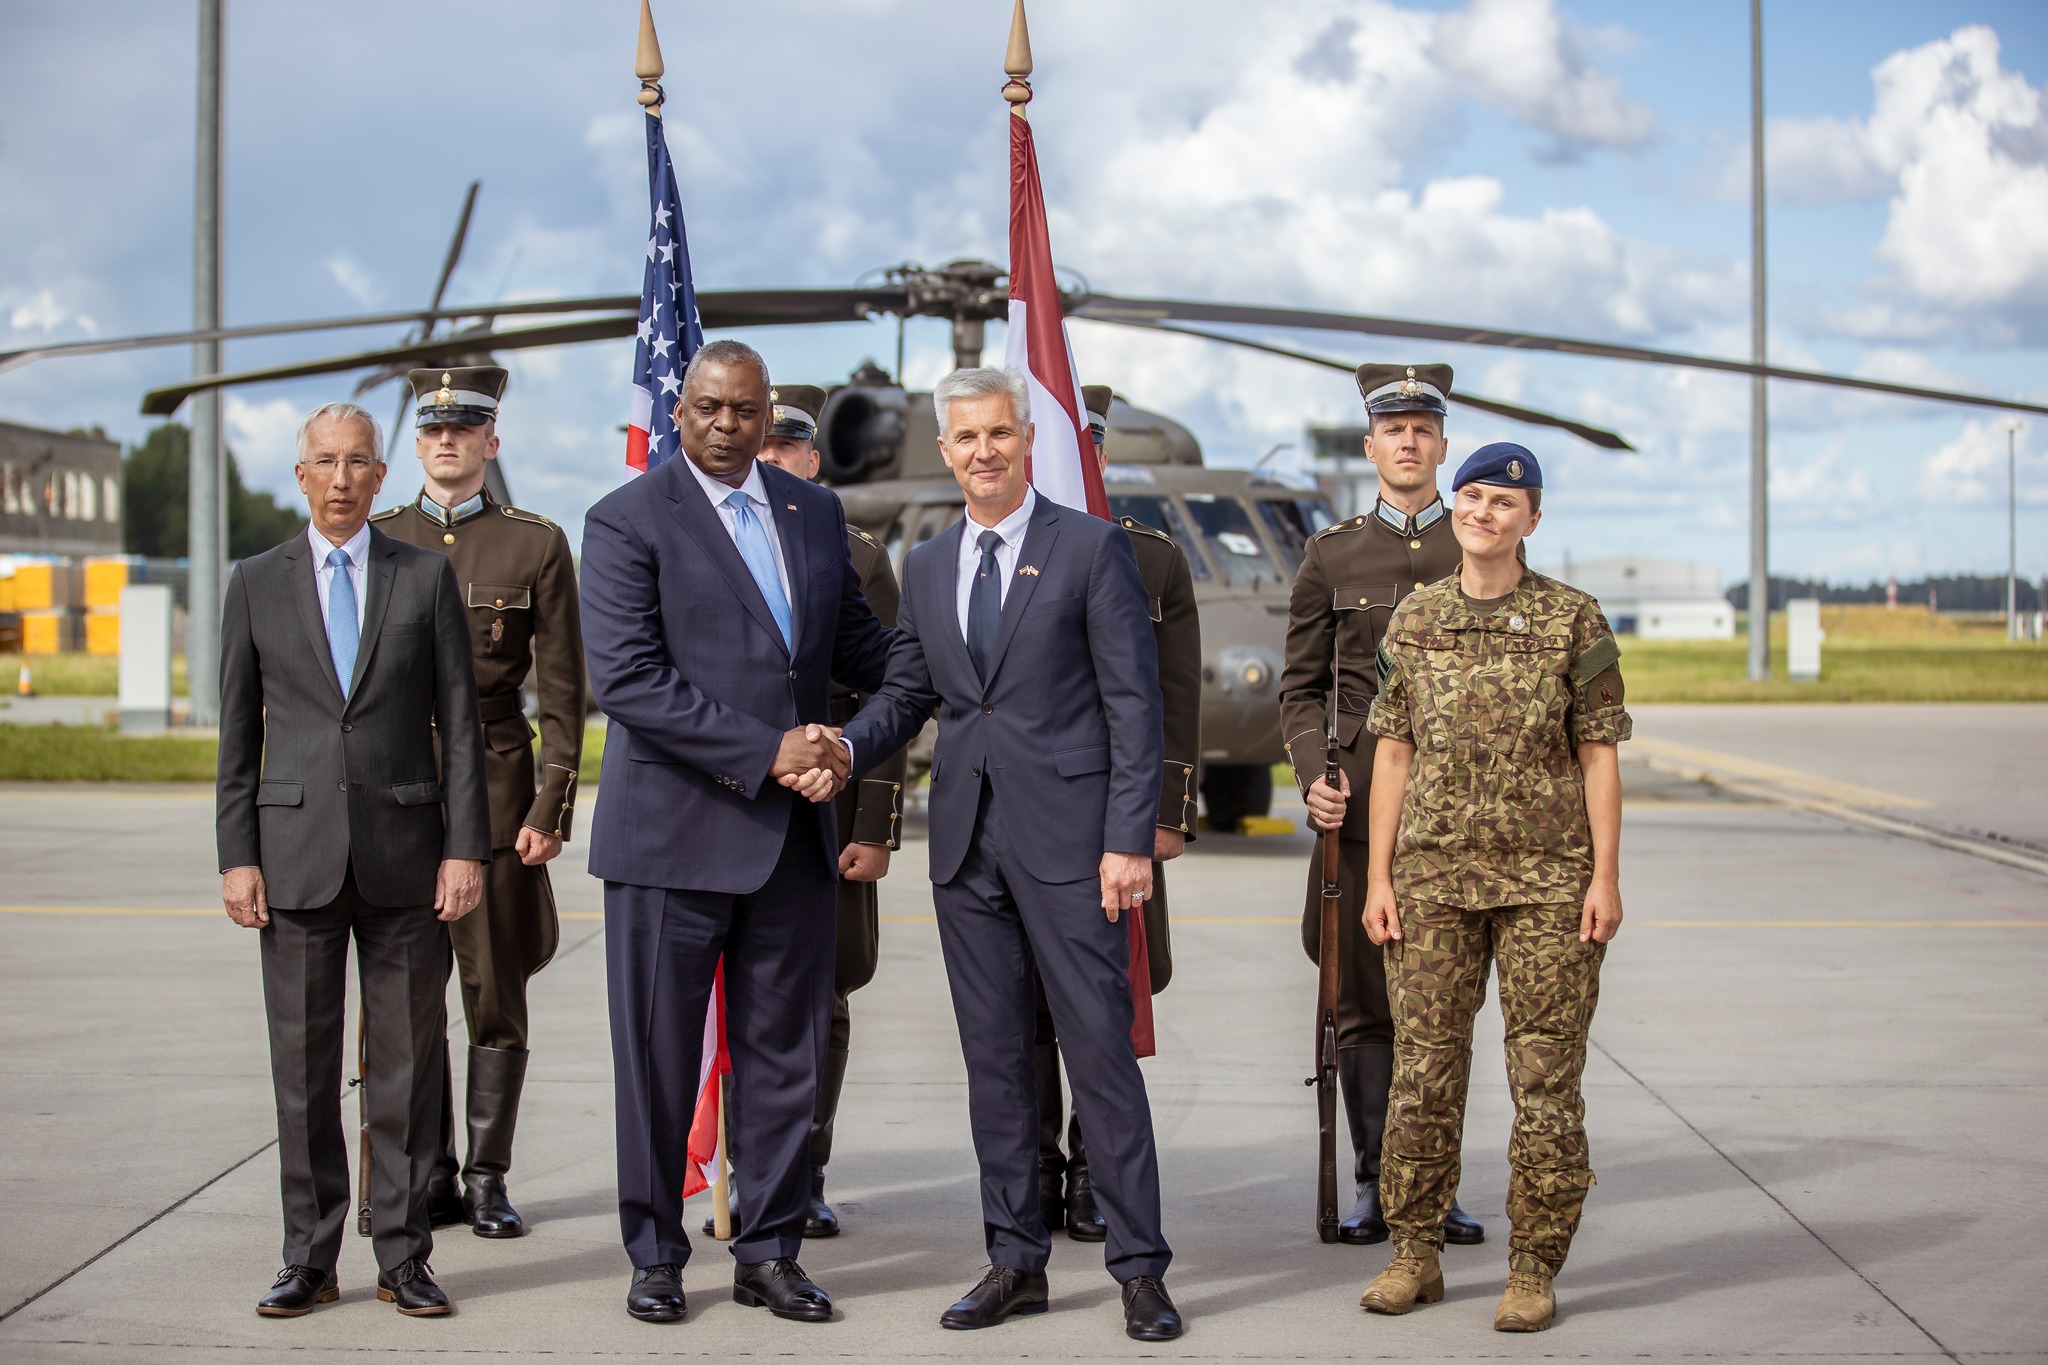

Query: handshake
<box><xmin>772</xmin><ymin>723</ymin><xmax>853</xmax><ymax>803</ymax></box>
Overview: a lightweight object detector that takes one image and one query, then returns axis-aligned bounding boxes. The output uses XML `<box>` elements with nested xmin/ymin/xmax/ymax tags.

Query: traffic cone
<box><xmin>16</xmin><ymin>662</ymin><xmax>32</xmax><ymax>696</ymax></box>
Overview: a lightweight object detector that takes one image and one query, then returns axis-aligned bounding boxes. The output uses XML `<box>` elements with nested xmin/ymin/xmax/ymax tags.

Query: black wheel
<box><xmin>1201</xmin><ymin>764</ymin><xmax>1274</xmax><ymax>831</ymax></box>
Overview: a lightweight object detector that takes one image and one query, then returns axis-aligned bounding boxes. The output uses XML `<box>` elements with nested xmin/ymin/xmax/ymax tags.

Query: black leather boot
<box><xmin>804</xmin><ymin>1045</ymin><xmax>849</xmax><ymax>1237</ymax></box>
<box><xmin>424</xmin><ymin>1038</ymin><xmax>467</xmax><ymax>1229</ymax></box>
<box><xmin>1337</xmin><ymin>1043</ymin><xmax>1392</xmax><ymax>1244</ymax></box>
<box><xmin>1032</xmin><ymin>1042</ymin><xmax>1067</xmax><ymax>1231</ymax></box>
<box><xmin>1065</xmin><ymin>1120</ymin><xmax>1106</xmax><ymax>1243</ymax></box>
<box><xmin>461</xmin><ymin>1044</ymin><xmax>529</xmax><ymax>1238</ymax></box>
<box><xmin>1443</xmin><ymin>1197</ymin><xmax>1486</xmax><ymax>1244</ymax></box>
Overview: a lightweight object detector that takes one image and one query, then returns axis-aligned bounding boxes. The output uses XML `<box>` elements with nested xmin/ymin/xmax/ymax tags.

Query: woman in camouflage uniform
<box><xmin>1355</xmin><ymin>442</ymin><xmax>1628</xmax><ymax>1334</ymax></box>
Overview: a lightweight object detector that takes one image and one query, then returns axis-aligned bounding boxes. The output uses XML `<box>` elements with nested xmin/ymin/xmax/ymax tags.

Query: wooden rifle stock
<box><xmin>1312</xmin><ymin>729</ymin><xmax>1343</xmax><ymax>1243</ymax></box>
<box><xmin>353</xmin><ymin>1004</ymin><xmax>372</xmax><ymax>1237</ymax></box>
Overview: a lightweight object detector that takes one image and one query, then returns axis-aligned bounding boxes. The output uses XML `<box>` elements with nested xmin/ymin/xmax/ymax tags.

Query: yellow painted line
<box><xmin>561</xmin><ymin>911</ymin><xmax>602</xmax><ymax>921</ymax></box>
<box><xmin>1630</xmin><ymin>736</ymin><xmax>1929</xmax><ymax>810</ymax></box>
<box><xmin>0</xmin><ymin>788</ymin><xmax>212</xmax><ymax>800</ymax></box>
<box><xmin>0</xmin><ymin>905</ymin><xmax>218</xmax><ymax>917</ymax></box>
<box><xmin>1641</xmin><ymin>919</ymin><xmax>2044</xmax><ymax>928</ymax></box>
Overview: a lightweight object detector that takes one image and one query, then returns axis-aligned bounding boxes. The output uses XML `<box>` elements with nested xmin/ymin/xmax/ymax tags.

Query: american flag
<box><xmin>625</xmin><ymin>99</ymin><xmax>703</xmax><ymax>472</ymax></box>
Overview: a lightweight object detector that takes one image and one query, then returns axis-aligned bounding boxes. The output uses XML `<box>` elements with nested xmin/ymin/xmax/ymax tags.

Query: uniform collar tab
<box><xmin>418</xmin><ymin>489</ymin><xmax>487</xmax><ymax>527</ymax></box>
<box><xmin>1374</xmin><ymin>495</ymin><xmax>1445</xmax><ymax>537</ymax></box>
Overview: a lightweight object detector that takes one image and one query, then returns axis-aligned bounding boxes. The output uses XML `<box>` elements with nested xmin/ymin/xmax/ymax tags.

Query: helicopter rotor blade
<box><xmin>426</xmin><ymin>181</ymin><xmax>481</xmax><ymax>326</ymax></box>
<box><xmin>1094</xmin><ymin>318</ymin><xmax>1634</xmax><ymax>451</ymax></box>
<box><xmin>1071</xmin><ymin>293</ymin><xmax>2048</xmax><ymax>420</ymax></box>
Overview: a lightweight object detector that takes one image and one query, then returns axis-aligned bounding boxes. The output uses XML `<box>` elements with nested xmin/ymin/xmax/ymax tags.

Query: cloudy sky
<box><xmin>3</xmin><ymin>0</ymin><xmax>2044</xmax><ymax>585</ymax></box>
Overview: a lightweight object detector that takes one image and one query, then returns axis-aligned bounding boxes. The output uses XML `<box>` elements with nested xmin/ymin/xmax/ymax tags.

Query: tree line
<box><xmin>1727</xmin><ymin>575</ymin><xmax>2043</xmax><ymax>614</ymax></box>
<box><xmin>120</xmin><ymin>423</ymin><xmax>307</xmax><ymax>561</ymax></box>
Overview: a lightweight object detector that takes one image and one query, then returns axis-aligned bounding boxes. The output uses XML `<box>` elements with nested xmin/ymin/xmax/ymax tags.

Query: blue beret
<box><xmin>1452</xmin><ymin>441</ymin><xmax>1542</xmax><ymax>492</ymax></box>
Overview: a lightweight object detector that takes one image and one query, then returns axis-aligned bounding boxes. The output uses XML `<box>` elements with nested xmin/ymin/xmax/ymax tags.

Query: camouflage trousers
<box><xmin>1380</xmin><ymin>897</ymin><xmax>1604</xmax><ymax>1276</ymax></box>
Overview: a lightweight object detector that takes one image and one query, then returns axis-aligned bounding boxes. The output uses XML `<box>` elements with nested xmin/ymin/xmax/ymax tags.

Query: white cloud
<box><xmin>6</xmin><ymin>289</ymin><xmax>95</xmax><ymax>335</ymax></box>
<box><xmin>225</xmin><ymin>394</ymin><xmax>312</xmax><ymax>492</ymax></box>
<box><xmin>1918</xmin><ymin>417</ymin><xmax>2043</xmax><ymax>507</ymax></box>
<box><xmin>1435</xmin><ymin>0</ymin><xmax>1656</xmax><ymax>154</ymax></box>
<box><xmin>1768</xmin><ymin>27</ymin><xmax>2048</xmax><ymax>312</ymax></box>
<box><xmin>323</xmin><ymin>255</ymin><xmax>378</xmax><ymax>309</ymax></box>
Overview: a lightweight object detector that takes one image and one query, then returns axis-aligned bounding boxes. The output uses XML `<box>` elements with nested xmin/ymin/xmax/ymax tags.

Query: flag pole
<box><xmin>635</xmin><ymin>0</ymin><xmax>664</xmax><ymax>110</ymax></box>
<box><xmin>711</xmin><ymin>1074</ymin><xmax>733</xmax><ymax>1240</ymax></box>
<box><xmin>1003</xmin><ymin>0</ymin><xmax>1032</xmax><ymax>116</ymax></box>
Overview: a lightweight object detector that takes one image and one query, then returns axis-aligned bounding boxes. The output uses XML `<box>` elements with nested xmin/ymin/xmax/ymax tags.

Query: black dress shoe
<box><xmin>626</xmin><ymin>1264</ymin><xmax>686</xmax><ymax>1322</ymax></box>
<box><xmin>1443</xmin><ymin>1198</ymin><xmax>1485</xmax><ymax>1245</ymax></box>
<box><xmin>1066</xmin><ymin>1172</ymin><xmax>1107</xmax><ymax>1243</ymax></box>
<box><xmin>376</xmin><ymin>1258</ymin><xmax>451</xmax><ymax>1316</ymax></box>
<box><xmin>803</xmin><ymin>1168</ymin><xmax>840</xmax><ymax>1238</ymax></box>
<box><xmin>1121</xmin><ymin>1275</ymin><xmax>1184</xmax><ymax>1341</ymax></box>
<box><xmin>939</xmin><ymin>1265</ymin><xmax>1050</xmax><ymax>1329</ymax></box>
<box><xmin>1339</xmin><ymin>1182</ymin><xmax>1389</xmax><ymax>1245</ymax></box>
<box><xmin>256</xmin><ymin>1264</ymin><xmax>337</xmax><ymax>1317</ymax></box>
<box><xmin>463</xmin><ymin>1173</ymin><xmax>526</xmax><ymax>1239</ymax></box>
<box><xmin>733</xmin><ymin>1257</ymin><xmax>832</xmax><ymax>1322</ymax></box>
<box><xmin>425</xmin><ymin>1182</ymin><xmax>469</xmax><ymax>1229</ymax></box>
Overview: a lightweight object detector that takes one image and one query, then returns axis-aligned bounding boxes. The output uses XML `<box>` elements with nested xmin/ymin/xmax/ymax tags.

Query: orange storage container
<box><xmin>21</xmin><ymin>609</ymin><xmax>63</xmax><ymax>655</ymax></box>
<box><xmin>86</xmin><ymin>607</ymin><xmax>120</xmax><ymax>656</ymax></box>
<box><xmin>12</xmin><ymin>562</ymin><xmax>55</xmax><ymax>610</ymax></box>
<box><xmin>84</xmin><ymin>558</ymin><xmax>130</xmax><ymax>609</ymax></box>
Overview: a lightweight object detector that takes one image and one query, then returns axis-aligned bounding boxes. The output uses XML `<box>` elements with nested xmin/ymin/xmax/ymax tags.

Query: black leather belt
<box><xmin>477</xmin><ymin>692</ymin><xmax>525</xmax><ymax>724</ymax></box>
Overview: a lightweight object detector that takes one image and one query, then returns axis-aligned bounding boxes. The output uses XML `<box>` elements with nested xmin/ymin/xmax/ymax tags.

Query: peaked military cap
<box><xmin>1080</xmin><ymin>384</ymin><xmax>1113</xmax><ymax>443</ymax></box>
<box><xmin>410</xmin><ymin>365</ymin><xmax>506</xmax><ymax>428</ymax></box>
<box><xmin>767</xmin><ymin>384</ymin><xmax>826</xmax><ymax>441</ymax></box>
<box><xmin>1453</xmin><ymin>441</ymin><xmax>1542</xmax><ymax>492</ymax></box>
<box><xmin>1355</xmin><ymin>363</ymin><xmax>1453</xmax><ymax>419</ymax></box>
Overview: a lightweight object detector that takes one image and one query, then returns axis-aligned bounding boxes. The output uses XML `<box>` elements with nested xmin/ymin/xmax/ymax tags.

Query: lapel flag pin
<box><xmin>1019</xmin><ymin>565</ymin><xmax>1041</xmax><ymax>576</ymax></box>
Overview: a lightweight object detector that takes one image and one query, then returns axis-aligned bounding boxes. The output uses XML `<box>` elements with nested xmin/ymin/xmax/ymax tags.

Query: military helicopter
<box><xmin>11</xmin><ymin>235</ymin><xmax>2047</xmax><ymax>825</ymax></box>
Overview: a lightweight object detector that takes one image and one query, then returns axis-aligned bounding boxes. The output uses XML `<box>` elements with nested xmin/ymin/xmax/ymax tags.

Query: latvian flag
<box><xmin>1003</xmin><ymin>93</ymin><xmax>1154</xmax><ymax>1057</ymax></box>
<box><xmin>625</xmin><ymin>89</ymin><xmax>704</xmax><ymax>473</ymax></box>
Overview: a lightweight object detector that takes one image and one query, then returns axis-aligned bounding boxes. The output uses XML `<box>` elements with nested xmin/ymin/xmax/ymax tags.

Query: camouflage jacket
<box><xmin>1367</xmin><ymin>570</ymin><xmax>1630</xmax><ymax>908</ymax></box>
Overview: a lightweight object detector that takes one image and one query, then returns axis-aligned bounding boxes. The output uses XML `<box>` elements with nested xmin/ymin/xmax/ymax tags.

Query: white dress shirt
<box><xmin>686</xmin><ymin>457</ymin><xmax>794</xmax><ymax>623</ymax></box>
<box><xmin>310</xmin><ymin>521</ymin><xmax>370</xmax><ymax>632</ymax></box>
<box><xmin>954</xmin><ymin>486</ymin><xmax>1037</xmax><ymax>641</ymax></box>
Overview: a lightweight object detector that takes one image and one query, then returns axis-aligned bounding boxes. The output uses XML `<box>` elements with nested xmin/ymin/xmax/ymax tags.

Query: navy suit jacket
<box><xmin>840</xmin><ymin>494</ymin><xmax>1162</xmax><ymax>886</ymax></box>
<box><xmin>580</xmin><ymin>457</ymin><xmax>891</xmax><ymax>894</ymax></box>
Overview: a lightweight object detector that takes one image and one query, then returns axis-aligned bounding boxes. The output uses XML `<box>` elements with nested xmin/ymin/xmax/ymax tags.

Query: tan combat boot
<box><xmin>1493</xmin><ymin>1268</ymin><xmax>1555</xmax><ymax>1332</ymax></box>
<box><xmin>1359</xmin><ymin>1244</ymin><xmax>1443</xmax><ymax>1315</ymax></box>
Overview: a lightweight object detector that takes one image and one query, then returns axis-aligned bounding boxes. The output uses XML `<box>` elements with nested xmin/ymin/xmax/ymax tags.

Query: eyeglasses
<box><xmin>304</xmin><ymin>456</ymin><xmax>381</xmax><ymax>479</ymax></box>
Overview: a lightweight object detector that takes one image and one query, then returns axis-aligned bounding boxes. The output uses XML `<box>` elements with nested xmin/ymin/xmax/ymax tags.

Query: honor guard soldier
<box><xmin>742</xmin><ymin>383</ymin><xmax>908</xmax><ymax>1239</ymax></box>
<box><xmin>1030</xmin><ymin>385</ymin><xmax>1202</xmax><ymax>1241</ymax></box>
<box><xmin>1278</xmin><ymin>363</ymin><xmax>1483</xmax><ymax>1247</ymax></box>
<box><xmin>373</xmin><ymin>365</ymin><xmax>588</xmax><ymax>1238</ymax></box>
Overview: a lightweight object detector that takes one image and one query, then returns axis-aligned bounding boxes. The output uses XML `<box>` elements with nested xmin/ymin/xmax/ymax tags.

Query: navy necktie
<box><xmin>967</xmin><ymin>528</ymin><xmax>1003</xmax><ymax>682</ymax></box>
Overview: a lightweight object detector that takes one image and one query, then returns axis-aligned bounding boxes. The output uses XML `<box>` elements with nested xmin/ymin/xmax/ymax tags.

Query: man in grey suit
<box><xmin>217</xmin><ymin>401</ymin><xmax>491</xmax><ymax>1319</ymax></box>
<box><xmin>828</xmin><ymin>367</ymin><xmax>1183</xmax><ymax>1343</ymax></box>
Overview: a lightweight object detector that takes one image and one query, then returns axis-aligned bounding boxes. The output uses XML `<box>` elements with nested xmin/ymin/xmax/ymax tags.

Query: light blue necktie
<box><xmin>725</xmin><ymin>490</ymin><xmax>793</xmax><ymax>649</ymax></box>
<box><xmin>325</xmin><ymin>546</ymin><xmax>360</xmax><ymax>699</ymax></box>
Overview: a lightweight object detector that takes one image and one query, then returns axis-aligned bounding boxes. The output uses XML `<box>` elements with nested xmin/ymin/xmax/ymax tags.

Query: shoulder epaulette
<box><xmin>848</xmin><ymin>524</ymin><xmax>880</xmax><ymax>548</ymax></box>
<box><xmin>1118</xmin><ymin>515</ymin><xmax>1173</xmax><ymax>545</ymax></box>
<box><xmin>1310</xmin><ymin>514</ymin><xmax>1370</xmax><ymax>542</ymax></box>
<box><xmin>499</xmin><ymin>505</ymin><xmax>557</xmax><ymax>529</ymax></box>
<box><xmin>368</xmin><ymin>505</ymin><xmax>404</xmax><ymax>522</ymax></box>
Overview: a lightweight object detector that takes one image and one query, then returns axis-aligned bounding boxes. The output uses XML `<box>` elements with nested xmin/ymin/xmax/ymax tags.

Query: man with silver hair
<box><xmin>217</xmin><ymin>401</ymin><xmax>490</xmax><ymax>1318</ymax></box>
<box><xmin>828</xmin><ymin>366</ymin><xmax>1183</xmax><ymax>1341</ymax></box>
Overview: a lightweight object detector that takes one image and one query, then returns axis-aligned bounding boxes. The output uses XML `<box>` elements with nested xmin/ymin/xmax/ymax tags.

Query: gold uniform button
<box><xmin>1358</xmin><ymin>596</ymin><xmax>1369</xmax><ymax>605</ymax></box>
<box><xmin>1414</xmin><ymin>581</ymin><xmax>1425</xmax><ymax>590</ymax></box>
<box><xmin>494</xmin><ymin>597</ymin><xmax>505</xmax><ymax>608</ymax></box>
<box><xmin>1410</xmin><ymin>539</ymin><xmax>1421</xmax><ymax>549</ymax></box>
<box><xmin>442</xmin><ymin>532</ymin><xmax>456</xmax><ymax>545</ymax></box>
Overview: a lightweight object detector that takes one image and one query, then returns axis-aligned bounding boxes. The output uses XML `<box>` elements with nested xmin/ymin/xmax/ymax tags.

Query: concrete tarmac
<box><xmin>1</xmin><ymin>708</ymin><xmax>2044</xmax><ymax>1362</ymax></box>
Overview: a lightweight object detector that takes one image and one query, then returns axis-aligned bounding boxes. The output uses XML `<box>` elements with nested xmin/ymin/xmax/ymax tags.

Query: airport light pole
<box><xmin>2009</xmin><ymin>421</ymin><xmax>2020</xmax><ymax>641</ymax></box>
<box><xmin>187</xmin><ymin>0</ymin><xmax>225</xmax><ymax>725</ymax></box>
<box><xmin>1747</xmin><ymin>0</ymin><xmax>1771</xmax><ymax>681</ymax></box>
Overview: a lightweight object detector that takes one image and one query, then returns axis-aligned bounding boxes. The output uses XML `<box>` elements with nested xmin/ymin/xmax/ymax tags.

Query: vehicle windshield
<box><xmin>1108</xmin><ymin>495</ymin><xmax>1210</xmax><ymax>581</ymax></box>
<box><xmin>1180</xmin><ymin>493</ymin><xmax>1281</xmax><ymax>588</ymax></box>
<box><xmin>1257</xmin><ymin>496</ymin><xmax>1339</xmax><ymax>571</ymax></box>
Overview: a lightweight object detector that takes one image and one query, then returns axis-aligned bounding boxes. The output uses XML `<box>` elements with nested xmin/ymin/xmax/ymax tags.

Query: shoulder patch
<box><xmin>368</xmin><ymin>505</ymin><xmax>403</xmax><ymax>521</ymax></box>
<box><xmin>1119</xmin><ymin>516</ymin><xmax>1172</xmax><ymax>545</ymax></box>
<box><xmin>1569</xmin><ymin>634</ymin><xmax>1622</xmax><ymax>688</ymax></box>
<box><xmin>499</xmin><ymin>505</ymin><xmax>556</xmax><ymax>529</ymax></box>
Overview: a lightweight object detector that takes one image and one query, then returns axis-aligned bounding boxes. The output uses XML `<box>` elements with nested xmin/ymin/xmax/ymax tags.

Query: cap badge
<box><xmin>769</xmin><ymin>388</ymin><xmax>780</xmax><ymax>402</ymax></box>
<box><xmin>434</xmin><ymin>372</ymin><xmax>456</xmax><ymax>406</ymax></box>
<box><xmin>1506</xmin><ymin>458</ymin><xmax>1524</xmax><ymax>480</ymax></box>
<box><xmin>1400</xmin><ymin>365</ymin><xmax>1420</xmax><ymax>397</ymax></box>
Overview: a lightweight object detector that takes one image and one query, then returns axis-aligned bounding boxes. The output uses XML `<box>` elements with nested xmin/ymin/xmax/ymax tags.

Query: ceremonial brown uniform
<box><xmin>1035</xmin><ymin>513</ymin><xmax>1201</xmax><ymax>1237</ymax></box>
<box><xmin>374</xmin><ymin>485</ymin><xmax>586</xmax><ymax>1221</ymax></box>
<box><xmin>809</xmin><ymin>524</ymin><xmax>906</xmax><ymax>1194</ymax></box>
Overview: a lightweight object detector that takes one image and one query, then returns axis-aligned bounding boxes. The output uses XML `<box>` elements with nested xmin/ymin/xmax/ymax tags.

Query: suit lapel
<box><xmin>346</xmin><ymin>528</ymin><xmax>398</xmax><ymax>704</ymax></box>
<box><xmin>666</xmin><ymin>465</ymin><xmax>790</xmax><ymax>657</ymax></box>
<box><xmin>284</xmin><ymin>535</ymin><xmax>344</xmax><ymax>707</ymax></box>
<box><xmin>765</xmin><ymin>468</ymin><xmax>809</xmax><ymax>655</ymax></box>
<box><xmin>984</xmin><ymin>497</ymin><xmax>1061</xmax><ymax>686</ymax></box>
<box><xmin>926</xmin><ymin>518</ymin><xmax>974</xmax><ymax>683</ymax></box>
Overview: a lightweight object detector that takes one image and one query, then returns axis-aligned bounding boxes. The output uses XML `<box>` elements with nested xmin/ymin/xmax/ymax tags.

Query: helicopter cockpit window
<box><xmin>1108</xmin><ymin>495</ymin><xmax>1210</xmax><ymax>582</ymax></box>
<box><xmin>1257</xmin><ymin>496</ymin><xmax>1339</xmax><ymax>571</ymax></box>
<box><xmin>1181</xmin><ymin>493</ymin><xmax>1280</xmax><ymax>588</ymax></box>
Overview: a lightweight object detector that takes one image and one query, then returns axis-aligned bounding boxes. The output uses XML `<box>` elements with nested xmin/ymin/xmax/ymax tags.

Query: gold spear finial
<box><xmin>1002</xmin><ymin>0</ymin><xmax>1033</xmax><ymax>113</ymax></box>
<box><xmin>635</xmin><ymin>0</ymin><xmax>665</xmax><ymax>110</ymax></box>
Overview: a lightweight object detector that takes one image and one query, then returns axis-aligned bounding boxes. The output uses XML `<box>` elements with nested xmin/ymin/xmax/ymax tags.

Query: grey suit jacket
<box><xmin>216</xmin><ymin>525</ymin><xmax>492</xmax><ymax>910</ymax></box>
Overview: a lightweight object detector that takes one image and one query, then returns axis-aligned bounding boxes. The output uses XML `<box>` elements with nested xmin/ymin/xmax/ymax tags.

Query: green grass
<box><xmin>1625</xmin><ymin>636</ymin><xmax>2048</xmax><ymax>702</ymax></box>
<box><xmin>1</xmin><ymin>653</ymin><xmax>190</xmax><ymax>697</ymax></box>
<box><xmin>0</xmin><ymin>725</ymin><xmax>218</xmax><ymax>781</ymax></box>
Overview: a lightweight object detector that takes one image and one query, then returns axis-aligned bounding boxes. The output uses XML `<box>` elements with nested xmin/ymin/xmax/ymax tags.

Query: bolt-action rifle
<box><xmin>1307</xmin><ymin>641</ymin><xmax>1343</xmax><ymax>1243</ymax></box>
<box><xmin>352</xmin><ymin>1005</ymin><xmax>371</xmax><ymax>1236</ymax></box>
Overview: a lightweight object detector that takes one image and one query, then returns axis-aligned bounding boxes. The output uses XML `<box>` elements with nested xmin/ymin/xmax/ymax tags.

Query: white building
<box><xmin>1540</xmin><ymin>555</ymin><xmax>1735</xmax><ymax>640</ymax></box>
